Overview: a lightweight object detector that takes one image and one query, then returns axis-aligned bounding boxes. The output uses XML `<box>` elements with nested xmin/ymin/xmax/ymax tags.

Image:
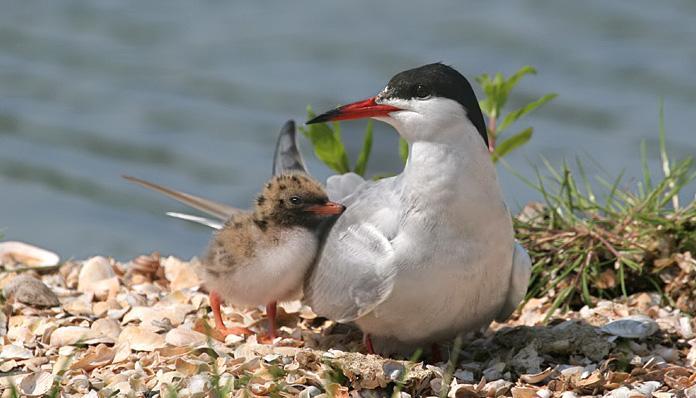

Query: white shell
<box><xmin>19</xmin><ymin>371</ymin><xmax>53</xmax><ymax>397</ymax></box>
<box><xmin>0</xmin><ymin>241</ymin><xmax>59</xmax><ymax>267</ymax></box>
<box><xmin>600</xmin><ymin>315</ymin><xmax>659</xmax><ymax>339</ymax></box>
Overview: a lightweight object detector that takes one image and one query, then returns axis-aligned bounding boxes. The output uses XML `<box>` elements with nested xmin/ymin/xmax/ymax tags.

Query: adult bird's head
<box><xmin>307</xmin><ymin>63</ymin><xmax>488</xmax><ymax>148</ymax></box>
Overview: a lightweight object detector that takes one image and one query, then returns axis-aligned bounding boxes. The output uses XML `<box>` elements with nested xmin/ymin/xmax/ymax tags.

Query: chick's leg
<box><xmin>267</xmin><ymin>301</ymin><xmax>277</xmax><ymax>339</ymax></box>
<box><xmin>257</xmin><ymin>301</ymin><xmax>278</xmax><ymax>344</ymax></box>
<box><xmin>209</xmin><ymin>290</ymin><xmax>253</xmax><ymax>336</ymax></box>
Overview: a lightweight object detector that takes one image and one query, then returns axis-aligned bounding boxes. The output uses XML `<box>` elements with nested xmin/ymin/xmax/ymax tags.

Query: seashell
<box><xmin>685</xmin><ymin>385</ymin><xmax>696</xmax><ymax>398</ymax></box>
<box><xmin>62</xmin><ymin>294</ymin><xmax>94</xmax><ymax>316</ymax></box>
<box><xmin>70</xmin><ymin>344</ymin><xmax>115</xmax><ymax>371</ymax></box>
<box><xmin>483</xmin><ymin>379</ymin><xmax>513</xmax><ymax>396</ymax></box>
<box><xmin>187</xmin><ymin>374</ymin><xmax>208</xmax><ymax>395</ymax></box>
<box><xmin>19</xmin><ymin>371</ymin><xmax>54</xmax><ymax>397</ymax></box>
<box><xmin>131</xmin><ymin>252</ymin><xmax>161</xmax><ymax>274</ymax></box>
<box><xmin>536</xmin><ymin>389</ymin><xmax>552</xmax><ymax>398</ymax></box>
<box><xmin>605</xmin><ymin>387</ymin><xmax>632</xmax><ymax>398</ymax></box>
<box><xmin>0</xmin><ymin>359</ymin><xmax>18</xmax><ymax>372</ymax></box>
<box><xmin>0</xmin><ymin>344</ymin><xmax>33</xmax><ymax>360</ymax></box>
<box><xmin>511</xmin><ymin>386</ymin><xmax>540</xmax><ymax>398</ymax></box>
<box><xmin>91</xmin><ymin>318</ymin><xmax>122</xmax><ymax>340</ymax></box>
<box><xmin>0</xmin><ymin>241</ymin><xmax>59</xmax><ymax>268</ymax></box>
<box><xmin>92</xmin><ymin>299</ymin><xmax>121</xmax><ymax>318</ymax></box>
<box><xmin>175</xmin><ymin>357</ymin><xmax>205</xmax><ymax>376</ymax></box>
<box><xmin>165</xmin><ymin>327</ymin><xmax>208</xmax><ymax>347</ymax></box>
<box><xmin>49</xmin><ymin>326</ymin><xmax>113</xmax><ymax>347</ymax></box>
<box><xmin>634</xmin><ymin>381</ymin><xmax>662</xmax><ymax>396</ymax></box>
<box><xmin>118</xmin><ymin>325</ymin><xmax>165</xmax><ymax>351</ymax></box>
<box><xmin>382</xmin><ymin>360</ymin><xmax>404</xmax><ymax>381</ymax></box>
<box><xmin>123</xmin><ymin>303</ymin><xmax>194</xmax><ymax>330</ymax></box>
<box><xmin>112</xmin><ymin>341</ymin><xmax>131</xmax><ymax>363</ymax></box>
<box><xmin>0</xmin><ymin>311</ymin><xmax>6</xmax><ymax>337</ymax></box>
<box><xmin>520</xmin><ymin>367</ymin><xmax>554</xmax><ymax>384</ymax></box>
<box><xmin>574</xmin><ymin>370</ymin><xmax>603</xmax><ymax>388</ymax></box>
<box><xmin>162</xmin><ymin>256</ymin><xmax>201</xmax><ymax>291</ymax></box>
<box><xmin>2</xmin><ymin>274</ymin><xmax>60</xmax><ymax>307</ymax></box>
<box><xmin>298</xmin><ymin>386</ymin><xmax>322</xmax><ymax>398</ymax></box>
<box><xmin>600</xmin><ymin>315</ymin><xmax>659</xmax><ymax>339</ymax></box>
<box><xmin>78</xmin><ymin>256</ymin><xmax>115</xmax><ymax>293</ymax></box>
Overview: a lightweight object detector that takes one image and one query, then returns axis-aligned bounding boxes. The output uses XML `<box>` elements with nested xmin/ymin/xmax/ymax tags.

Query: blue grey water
<box><xmin>1</xmin><ymin>1</ymin><xmax>695</xmax><ymax>260</ymax></box>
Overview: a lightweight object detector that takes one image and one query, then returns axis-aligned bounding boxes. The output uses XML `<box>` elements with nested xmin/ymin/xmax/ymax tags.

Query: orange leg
<box><xmin>363</xmin><ymin>333</ymin><xmax>375</xmax><ymax>355</ymax></box>
<box><xmin>257</xmin><ymin>301</ymin><xmax>279</xmax><ymax>344</ymax></box>
<box><xmin>209</xmin><ymin>290</ymin><xmax>253</xmax><ymax>337</ymax></box>
<box><xmin>267</xmin><ymin>301</ymin><xmax>278</xmax><ymax>339</ymax></box>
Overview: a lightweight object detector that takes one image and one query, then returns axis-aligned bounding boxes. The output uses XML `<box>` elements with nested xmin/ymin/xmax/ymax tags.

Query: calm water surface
<box><xmin>1</xmin><ymin>1</ymin><xmax>695</xmax><ymax>259</ymax></box>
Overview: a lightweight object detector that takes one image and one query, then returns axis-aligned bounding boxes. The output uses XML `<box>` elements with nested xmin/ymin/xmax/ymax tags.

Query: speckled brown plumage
<box><xmin>201</xmin><ymin>172</ymin><xmax>345</xmax><ymax>340</ymax></box>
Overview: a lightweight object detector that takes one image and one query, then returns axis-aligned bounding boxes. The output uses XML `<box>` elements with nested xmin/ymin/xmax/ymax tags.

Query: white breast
<box><xmin>206</xmin><ymin>228</ymin><xmax>318</xmax><ymax>307</ymax></box>
<box><xmin>357</xmin><ymin>138</ymin><xmax>514</xmax><ymax>346</ymax></box>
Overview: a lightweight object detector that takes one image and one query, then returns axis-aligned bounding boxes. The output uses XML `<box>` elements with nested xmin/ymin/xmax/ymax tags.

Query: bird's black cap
<box><xmin>379</xmin><ymin>63</ymin><xmax>488</xmax><ymax>146</ymax></box>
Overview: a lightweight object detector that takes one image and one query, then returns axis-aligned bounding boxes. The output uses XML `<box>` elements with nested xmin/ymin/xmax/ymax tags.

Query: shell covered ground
<box><xmin>1</xmin><ymin>254</ymin><xmax>696</xmax><ymax>397</ymax></box>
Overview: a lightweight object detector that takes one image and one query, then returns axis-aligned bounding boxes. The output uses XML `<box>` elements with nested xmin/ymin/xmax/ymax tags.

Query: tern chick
<box><xmin>203</xmin><ymin>173</ymin><xmax>344</xmax><ymax>340</ymax></box>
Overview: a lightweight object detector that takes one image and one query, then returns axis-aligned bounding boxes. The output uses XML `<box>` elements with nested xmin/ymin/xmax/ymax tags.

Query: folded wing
<box><xmin>303</xmin><ymin>178</ymin><xmax>400</xmax><ymax>322</ymax></box>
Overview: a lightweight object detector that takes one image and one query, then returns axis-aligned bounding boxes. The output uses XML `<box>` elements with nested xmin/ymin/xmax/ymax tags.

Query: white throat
<box><xmin>396</xmin><ymin>115</ymin><xmax>506</xmax><ymax>224</ymax></box>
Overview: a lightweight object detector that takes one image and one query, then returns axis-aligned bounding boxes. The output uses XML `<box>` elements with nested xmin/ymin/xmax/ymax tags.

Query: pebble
<box><xmin>2</xmin><ymin>274</ymin><xmax>60</xmax><ymax>307</ymax></box>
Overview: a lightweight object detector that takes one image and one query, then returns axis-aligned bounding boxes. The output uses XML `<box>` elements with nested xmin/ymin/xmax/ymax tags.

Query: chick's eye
<box><xmin>289</xmin><ymin>196</ymin><xmax>302</xmax><ymax>205</ymax></box>
<box><xmin>415</xmin><ymin>84</ymin><xmax>430</xmax><ymax>99</ymax></box>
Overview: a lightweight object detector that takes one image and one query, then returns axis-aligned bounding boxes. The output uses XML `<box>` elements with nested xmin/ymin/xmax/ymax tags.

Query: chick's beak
<box><xmin>306</xmin><ymin>97</ymin><xmax>401</xmax><ymax>124</ymax></box>
<box><xmin>306</xmin><ymin>201</ymin><xmax>345</xmax><ymax>215</ymax></box>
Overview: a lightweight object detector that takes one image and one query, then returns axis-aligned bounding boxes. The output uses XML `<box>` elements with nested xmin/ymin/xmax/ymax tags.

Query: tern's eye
<box><xmin>289</xmin><ymin>196</ymin><xmax>303</xmax><ymax>205</ymax></box>
<box><xmin>414</xmin><ymin>84</ymin><xmax>430</xmax><ymax>99</ymax></box>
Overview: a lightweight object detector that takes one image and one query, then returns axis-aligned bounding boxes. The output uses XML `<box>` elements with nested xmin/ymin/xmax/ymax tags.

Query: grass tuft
<box><xmin>510</xmin><ymin>106</ymin><xmax>695</xmax><ymax>317</ymax></box>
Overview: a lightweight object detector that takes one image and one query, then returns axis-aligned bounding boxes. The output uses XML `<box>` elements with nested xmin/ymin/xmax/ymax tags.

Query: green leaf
<box><xmin>640</xmin><ymin>140</ymin><xmax>652</xmax><ymax>192</ymax></box>
<box><xmin>399</xmin><ymin>137</ymin><xmax>409</xmax><ymax>164</ymax></box>
<box><xmin>492</xmin><ymin>127</ymin><xmax>533</xmax><ymax>162</ymax></box>
<box><xmin>299</xmin><ymin>107</ymin><xmax>350</xmax><ymax>174</ymax></box>
<box><xmin>497</xmin><ymin>93</ymin><xmax>557</xmax><ymax>133</ymax></box>
<box><xmin>477</xmin><ymin>66</ymin><xmax>537</xmax><ymax>120</ymax></box>
<box><xmin>354</xmin><ymin>120</ymin><xmax>373</xmax><ymax>176</ymax></box>
<box><xmin>503</xmin><ymin>66</ymin><xmax>537</xmax><ymax>96</ymax></box>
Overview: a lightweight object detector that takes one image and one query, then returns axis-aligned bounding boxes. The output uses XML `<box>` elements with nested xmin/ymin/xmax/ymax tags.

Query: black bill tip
<box><xmin>306</xmin><ymin>108</ymin><xmax>340</xmax><ymax>125</ymax></box>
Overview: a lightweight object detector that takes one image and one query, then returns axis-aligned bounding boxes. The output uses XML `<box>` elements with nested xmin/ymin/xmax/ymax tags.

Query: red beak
<box><xmin>306</xmin><ymin>201</ymin><xmax>345</xmax><ymax>215</ymax></box>
<box><xmin>306</xmin><ymin>97</ymin><xmax>402</xmax><ymax>124</ymax></box>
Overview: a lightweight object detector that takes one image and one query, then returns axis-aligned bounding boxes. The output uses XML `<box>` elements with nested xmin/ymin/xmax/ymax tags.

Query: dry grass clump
<box><xmin>514</xmin><ymin>109</ymin><xmax>695</xmax><ymax>318</ymax></box>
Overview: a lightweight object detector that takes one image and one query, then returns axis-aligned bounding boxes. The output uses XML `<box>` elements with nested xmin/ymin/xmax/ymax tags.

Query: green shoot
<box><xmin>476</xmin><ymin>66</ymin><xmax>557</xmax><ymax>158</ymax></box>
<box><xmin>299</xmin><ymin>107</ymin><xmax>374</xmax><ymax>177</ymax></box>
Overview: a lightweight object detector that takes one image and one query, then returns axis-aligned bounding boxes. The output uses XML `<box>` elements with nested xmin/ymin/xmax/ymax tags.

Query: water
<box><xmin>1</xmin><ymin>1</ymin><xmax>695</xmax><ymax>260</ymax></box>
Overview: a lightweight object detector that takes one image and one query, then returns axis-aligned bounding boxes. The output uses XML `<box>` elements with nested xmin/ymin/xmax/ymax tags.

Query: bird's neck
<box><xmin>400</xmin><ymin>128</ymin><xmax>505</xmax><ymax>217</ymax></box>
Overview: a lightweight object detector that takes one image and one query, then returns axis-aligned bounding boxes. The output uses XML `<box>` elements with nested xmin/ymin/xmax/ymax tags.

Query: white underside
<box><xmin>308</xmin><ymin>99</ymin><xmax>531</xmax><ymax>352</ymax></box>
<box><xmin>204</xmin><ymin>228</ymin><xmax>318</xmax><ymax>307</ymax></box>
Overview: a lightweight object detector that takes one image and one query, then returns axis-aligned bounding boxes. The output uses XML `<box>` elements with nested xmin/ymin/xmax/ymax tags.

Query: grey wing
<box><xmin>272</xmin><ymin>120</ymin><xmax>308</xmax><ymax>176</ymax></box>
<box><xmin>304</xmin><ymin>178</ymin><xmax>399</xmax><ymax>323</ymax></box>
<box><xmin>495</xmin><ymin>241</ymin><xmax>532</xmax><ymax>322</ymax></box>
<box><xmin>123</xmin><ymin>175</ymin><xmax>241</xmax><ymax>221</ymax></box>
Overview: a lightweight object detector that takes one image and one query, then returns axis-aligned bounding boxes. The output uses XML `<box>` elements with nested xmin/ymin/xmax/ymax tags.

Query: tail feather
<box><xmin>123</xmin><ymin>175</ymin><xmax>240</xmax><ymax>220</ymax></box>
<box><xmin>166</xmin><ymin>212</ymin><xmax>224</xmax><ymax>229</ymax></box>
